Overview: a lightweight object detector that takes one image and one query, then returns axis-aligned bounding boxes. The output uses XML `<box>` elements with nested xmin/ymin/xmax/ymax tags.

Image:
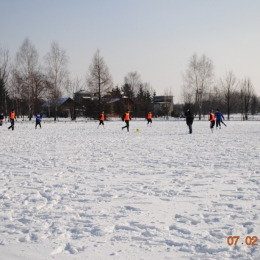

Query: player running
<box><xmin>8</xmin><ymin>109</ymin><xmax>16</xmax><ymax>130</ymax></box>
<box><xmin>35</xmin><ymin>112</ymin><xmax>41</xmax><ymax>129</ymax></box>
<box><xmin>209</xmin><ymin>110</ymin><xmax>215</xmax><ymax>133</ymax></box>
<box><xmin>98</xmin><ymin>111</ymin><xmax>105</xmax><ymax>129</ymax></box>
<box><xmin>147</xmin><ymin>111</ymin><xmax>152</xmax><ymax>127</ymax></box>
<box><xmin>185</xmin><ymin>109</ymin><xmax>194</xmax><ymax>134</ymax></box>
<box><xmin>122</xmin><ymin>110</ymin><xmax>131</xmax><ymax>132</ymax></box>
<box><xmin>215</xmin><ymin>109</ymin><xmax>226</xmax><ymax>129</ymax></box>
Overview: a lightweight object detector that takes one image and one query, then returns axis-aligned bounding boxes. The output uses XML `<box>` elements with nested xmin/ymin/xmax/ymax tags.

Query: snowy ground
<box><xmin>0</xmin><ymin>119</ymin><xmax>260</xmax><ymax>260</ymax></box>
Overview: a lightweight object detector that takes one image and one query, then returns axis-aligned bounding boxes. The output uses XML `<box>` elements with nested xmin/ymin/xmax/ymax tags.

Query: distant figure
<box><xmin>209</xmin><ymin>110</ymin><xmax>215</xmax><ymax>133</ymax></box>
<box><xmin>185</xmin><ymin>109</ymin><xmax>194</xmax><ymax>134</ymax></box>
<box><xmin>98</xmin><ymin>111</ymin><xmax>105</xmax><ymax>128</ymax></box>
<box><xmin>147</xmin><ymin>112</ymin><xmax>152</xmax><ymax>127</ymax></box>
<box><xmin>0</xmin><ymin>113</ymin><xmax>3</xmax><ymax>126</ymax></box>
<box><xmin>35</xmin><ymin>112</ymin><xmax>41</xmax><ymax>129</ymax></box>
<box><xmin>215</xmin><ymin>109</ymin><xmax>226</xmax><ymax>129</ymax></box>
<box><xmin>122</xmin><ymin>110</ymin><xmax>131</xmax><ymax>132</ymax></box>
<box><xmin>8</xmin><ymin>109</ymin><xmax>16</xmax><ymax>130</ymax></box>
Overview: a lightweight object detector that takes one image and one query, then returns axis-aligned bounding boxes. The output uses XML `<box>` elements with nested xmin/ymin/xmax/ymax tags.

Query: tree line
<box><xmin>0</xmin><ymin>38</ymin><xmax>157</xmax><ymax>120</ymax></box>
<box><xmin>1</xmin><ymin>39</ymin><xmax>259</xmax><ymax>120</ymax></box>
<box><xmin>180</xmin><ymin>54</ymin><xmax>259</xmax><ymax>120</ymax></box>
<box><xmin>0</xmin><ymin>38</ymin><xmax>70</xmax><ymax>120</ymax></box>
<box><xmin>73</xmin><ymin>71</ymin><xmax>157</xmax><ymax>119</ymax></box>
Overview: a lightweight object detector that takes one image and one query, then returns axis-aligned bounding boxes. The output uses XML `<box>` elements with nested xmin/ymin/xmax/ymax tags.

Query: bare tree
<box><xmin>124</xmin><ymin>71</ymin><xmax>141</xmax><ymax>99</ymax></box>
<box><xmin>182</xmin><ymin>54</ymin><xmax>214</xmax><ymax>120</ymax></box>
<box><xmin>31</xmin><ymin>71</ymin><xmax>49</xmax><ymax>113</ymax></box>
<box><xmin>240</xmin><ymin>78</ymin><xmax>254</xmax><ymax>120</ymax></box>
<box><xmin>9</xmin><ymin>69</ymin><xmax>22</xmax><ymax>117</ymax></box>
<box><xmin>15</xmin><ymin>38</ymin><xmax>39</xmax><ymax>119</ymax></box>
<box><xmin>66</xmin><ymin>77</ymin><xmax>82</xmax><ymax>99</ymax></box>
<box><xmin>12</xmin><ymin>69</ymin><xmax>49</xmax><ymax>116</ymax></box>
<box><xmin>86</xmin><ymin>50</ymin><xmax>113</xmax><ymax>114</ymax></box>
<box><xmin>0</xmin><ymin>46</ymin><xmax>10</xmax><ymax>116</ymax></box>
<box><xmin>220</xmin><ymin>71</ymin><xmax>238</xmax><ymax>120</ymax></box>
<box><xmin>202</xmin><ymin>85</ymin><xmax>220</xmax><ymax>115</ymax></box>
<box><xmin>44</xmin><ymin>41</ymin><xmax>69</xmax><ymax>120</ymax></box>
<box><xmin>181</xmin><ymin>84</ymin><xmax>193</xmax><ymax>104</ymax></box>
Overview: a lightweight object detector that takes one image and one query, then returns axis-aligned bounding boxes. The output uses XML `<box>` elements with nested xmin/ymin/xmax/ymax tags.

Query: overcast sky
<box><xmin>1</xmin><ymin>0</ymin><xmax>260</xmax><ymax>102</ymax></box>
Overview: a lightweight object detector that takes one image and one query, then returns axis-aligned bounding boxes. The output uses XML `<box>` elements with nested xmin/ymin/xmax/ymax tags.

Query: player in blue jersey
<box><xmin>35</xmin><ymin>112</ymin><xmax>41</xmax><ymax>129</ymax></box>
<box><xmin>215</xmin><ymin>109</ymin><xmax>226</xmax><ymax>129</ymax></box>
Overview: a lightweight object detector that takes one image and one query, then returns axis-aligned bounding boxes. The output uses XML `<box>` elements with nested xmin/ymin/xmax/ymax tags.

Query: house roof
<box><xmin>42</xmin><ymin>98</ymin><xmax>71</xmax><ymax>107</ymax></box>
<box><xmin>74</xmin><ymin>89</ymin><xmax>91</xmax><ymax>94</ymax></box>
<box><xmin>107</xmin><ymin>98</ymin><xmax>120</xmax><ymax>104</ymax></box>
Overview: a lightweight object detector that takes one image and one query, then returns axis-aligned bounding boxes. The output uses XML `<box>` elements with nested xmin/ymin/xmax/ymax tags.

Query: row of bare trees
<box><xmin>182</xmin><ymin>54</ymin><xmax>258</xmax><ymax>120</ymax></box>
<box><xmin>1</xmin><ymin>38</ymin><xmax>153</xmax><ymax>119</ymax></box>
<box><xmin>0</xmin><ymin>38</ymin><xmax>116</xmax><ymax>119</ymax></box>
<box><xmin>0</xmin><ymin>38</ymin><xmax>71</xmax><ymax>120</ymax></box>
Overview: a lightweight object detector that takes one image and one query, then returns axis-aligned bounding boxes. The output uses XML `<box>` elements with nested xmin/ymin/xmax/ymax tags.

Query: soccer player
<box><xmin>215</xmin><ymin>109</ymin><xmax>226</xmax><ymax>129</ymax></box>
<box><xmin>8</xmin><ymin>109</ymin><xmax>16</xmax><ymax>130</ymax></box>
<box><xmin>209</xmin><ymin>110</ymin><xmax>215</xmax><ymax>133</ymax></box>
<box><xmin>122</xmin><ymin>110</ymin><xmax>131</xmax><ymax>132</ymax></box>
<box><xmin>35</xmin><ymin>112</ymin><xmax>41</xmax><ymax>129</ymax></box>
<box><xmin>147</xmin><ymin>111</ymin><xmax>152</xmax><ymax>127</ymax></box>
<box><xmin>98</xmin><ymin>111</ymin><xmax>105</xmax><ymax>128</ymax></box>
<box><xmin>185</xmin><ymin>109</ymin><xmax>194</xmax><ymax>134</ymax></box>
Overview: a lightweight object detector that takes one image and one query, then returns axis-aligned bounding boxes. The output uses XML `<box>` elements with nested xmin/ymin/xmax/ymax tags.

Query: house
<box><xmin>106</xmin><ymin>95</ymin><xmax>134</xmax><ymax>118</ymax></box>
<box><xmin>73</xmin><ymin>90</ymin><xmax>99</xmax><ymax>104</ymax></box>
<box><xmin>42</xmin><ymin>97</ymin><xmax>78</xmax><ymax>118</ymax></box>
<box><xmin>153</xmin><ymin>96</ymin><xmax>174</xmax><ymax>116</ymax></box>
<box><xmin>72</xmin><ymin>90</ymin><xmax>135</xmax><ymax>118</ymax></box>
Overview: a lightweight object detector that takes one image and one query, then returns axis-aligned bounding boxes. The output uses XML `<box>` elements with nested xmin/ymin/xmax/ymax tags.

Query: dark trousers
<box><xmin>216</xmin><ymin>120</ymin><xmax>221</xmax><ymax>127</ymax></box>
<box><xmin>188</xmin><ymin>124</ymin><xmax>192</xmax><ymax>133</ymax></box>
<box><xmin>122</xmin><ymin>120</ymin><xmax>129</xmax><ymax>131</ymax></box>
<box><xmin>210</xmin><ymin>121</ymin><xmax>215</xmax><ymax>129</ymax></box>
<box><xmin>8</xmin><ymin>119</ymin><xmax>14</xmax><ymax>130</ymax></box>
<box><xmin>99</xmin><ymin>120</ymin><xmax>104</xmax><ymax>125</ymax></box>
<box><xmin>147</xmin><ymin>119</ymin><xmax>152</xmax><ymax>124</ymax></box>
<box><xmin>35</xmin><ymin>121</ymin><xmax>41</xmax><ymax>128</ymax></box>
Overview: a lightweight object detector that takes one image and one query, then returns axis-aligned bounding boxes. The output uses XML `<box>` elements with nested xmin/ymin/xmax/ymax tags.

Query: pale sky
<box><xmin>1</xmin><ymin>0</ymin><xmax>260</xmax><ymax>102</ymax></box>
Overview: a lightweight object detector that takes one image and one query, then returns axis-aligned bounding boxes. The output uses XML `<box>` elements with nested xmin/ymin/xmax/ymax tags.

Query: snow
<box><xmin>0</xmin><ymin>119</ymin><xmax>260</xmax><ymax>260</ymax></box>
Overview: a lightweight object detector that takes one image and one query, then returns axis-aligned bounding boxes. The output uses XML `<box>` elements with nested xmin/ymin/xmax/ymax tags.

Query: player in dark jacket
<box><xmin>0</xmin><ymin>113</ymin><xmax>3</xmax><ymax>126</ymax></box>
<box><xmin>215</xmin><ymin>109</ymin><xmax>226</xmax><ymax>129</ymax></box>
<box><xmin>35</xmin><ymin>112</ymin><xmax>41</xmax><ymax>129</ymax></box>
<box><xmin>185</xmin><ymin>110</ymin><xmax>194</xmax><ymax>134</ymax></box>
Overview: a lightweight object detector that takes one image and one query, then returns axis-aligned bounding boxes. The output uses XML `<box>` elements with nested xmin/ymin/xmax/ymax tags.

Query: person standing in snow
<box><xmin>185</xmin><ymin>109</ymin><xmax>194</xmax><ymax>134</ymax></box>
<box><xmin>35</xmin><ymin>112</ymin><xmax>41</xmax><ymax>129</ymax></box>
<box><xmin>8</xmin><ymin>108</ymin><xmax>16</xmax><ymax>130</ymax></box>
<box><xmin>122</xmin><ymin>109</ymin><xmax>131</xmax><ymax>132</ymax></box>
<box><xmin>215</xmin><ymin>109</ymin><xmax>226</xmax><ymax>129</ymax></box>
<box><xmin>209</xmin><ymin>110</ymin><xmax>215</xmax><ymax>133</ymax></box>
<box><xmin>147</xmin><ymin>111</ymin><xmax>152</xmax><ymax>127</ymax></box>
<box><xmin>0</xmin><ymin>113</ymin><xmax>3</xmax><ymax>126</ymax></box>
<box><xmin>98</xmin><ymin>111</ymin><xmax>105</xmax><ymax>128</ymax></box>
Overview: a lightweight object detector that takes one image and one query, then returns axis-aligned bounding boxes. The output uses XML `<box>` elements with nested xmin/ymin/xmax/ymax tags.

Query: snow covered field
<box><xmin>0</xmin><ymin>119</ymin><xmax>260</xmax><ymax>260</ymax></box>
